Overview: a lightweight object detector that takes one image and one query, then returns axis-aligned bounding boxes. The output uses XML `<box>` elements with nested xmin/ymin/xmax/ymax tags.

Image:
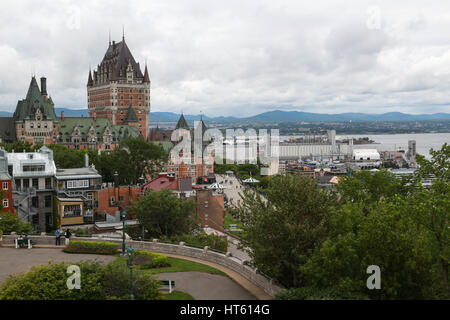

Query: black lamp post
<box><xmin>120</xmin><ymin>210</ymin><xmax>127</xmax><ymax>257</ymax></box>
<box><xmin>127</xmin><ymin>244</ymin><xmax>135</xmax><ymax>299</ymax></box>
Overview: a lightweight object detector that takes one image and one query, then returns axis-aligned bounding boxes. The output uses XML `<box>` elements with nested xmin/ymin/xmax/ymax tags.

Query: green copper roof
<box><xmin>14</xmin><ymin>77</ymin><xmax>57</xmax><ymax>122</ymax></box>
<box><xmin>175</xmin><ymin>114</ymin><xmax>190</xmax><ymax>130</ymax></box>
<box><xmin>57</xmin><ymin>116</ymin><xmax>139</xmax><ymax>142</ymax></box>
<box><xmin>153</xmin><ymin>141</ymin><xmax>173</xmax><ymax>153</ymax></box>
<box><xmin>124</xmin><ymin>104</ymin><xmax>138</xmax><ymax>122</ymax></box>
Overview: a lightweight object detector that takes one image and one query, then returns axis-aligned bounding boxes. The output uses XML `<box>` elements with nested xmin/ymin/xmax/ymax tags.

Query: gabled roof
<box><xmin>143</xmin><ymin>64</ymin><xmax>150</xmax><ymax>83</ymax></box>
<box><xmin>92</xmin><ymin>39</ymin><xmax>144</xmax><ymax>85</ymax></box>
<box><xmin>124</xmin><ymin>104</ymin><xmax>138</xmax><ymax>122</ymax></box>
<box><xmin>57</xmin><ymin>117</ymin><xmax>139</xmax><ymax>142</ymax></box>
<box><xmin>14</xmin><ymin>77</ymin><xmax>57</xmax><ymax>122</ymax></box>
<box><xmin>87</xmin><ymin>70</ymin><xmax>93</xmax><ymax>86</ymax></box>
<box><xmin>195</xmin><ymin>118</ymin><xmax>207</xmax><ymax>135</ymax></box>
<box><xmin>175</xmin><ymin>114</ymin><xmax>190</xmax><ymax>130</ymax></box>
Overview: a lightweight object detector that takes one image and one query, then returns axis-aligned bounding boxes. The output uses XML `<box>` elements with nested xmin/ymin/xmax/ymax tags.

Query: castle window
<box><xmin>30</xmin><ymin>123</ymin><xmax>34</xmax><ymax>128</ymax></box>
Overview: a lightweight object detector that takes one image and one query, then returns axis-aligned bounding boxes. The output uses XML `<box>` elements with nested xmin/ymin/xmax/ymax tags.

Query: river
<box><xmin>336</xmin><ymin>133</ymin><xmax>449</xmax><ymax>159</ymax></box>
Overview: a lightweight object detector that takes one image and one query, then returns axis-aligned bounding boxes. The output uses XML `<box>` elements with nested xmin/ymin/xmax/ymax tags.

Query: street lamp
<box><xmin>127</xmin><ymin>244</ymin><xmax>135</xmax><ymax>299</ymax></box>
<box><xmin>120</xmin><ymin>210</ymin><xmax>127</xmax><ymax>257</ymax></box>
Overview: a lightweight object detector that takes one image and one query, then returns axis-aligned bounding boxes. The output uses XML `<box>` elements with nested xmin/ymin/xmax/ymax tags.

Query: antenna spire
<box><xmin>122</xmin><ymin>25</ymin><xmax>125</xmax><ymax>41</ymax></box>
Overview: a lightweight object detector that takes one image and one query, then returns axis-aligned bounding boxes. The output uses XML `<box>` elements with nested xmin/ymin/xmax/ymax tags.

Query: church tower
<box><xmin>87</xmin><ymin>34</ymin><xmax>151</xmax><ymax>139</ymax></box>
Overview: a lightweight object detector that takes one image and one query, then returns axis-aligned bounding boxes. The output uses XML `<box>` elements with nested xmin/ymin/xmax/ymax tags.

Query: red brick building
<box><xmin>195</xmin><ymin>189</ymin><xmax>225</xmax><ymax>232</ymax></box>
<box><xmin>87</xmin><ymin>35</ymin><xmax>150</xmax><ymax>139</ymax></box>
<box><xmin>98</xmin><ymin>185</ymin><xmax>142</xmax><ymax>216</ymax></box>
<box><xmin>0</xmin><ymin>149</ymin><xmax>13</xmax><ymax>214</ymax></box>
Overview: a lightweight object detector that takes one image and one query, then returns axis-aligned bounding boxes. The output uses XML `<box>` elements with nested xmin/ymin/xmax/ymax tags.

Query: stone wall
<box><xmin>1</xmin><ymin>234</ymin><xmax>283</xmax><ymax>297</ymax></box>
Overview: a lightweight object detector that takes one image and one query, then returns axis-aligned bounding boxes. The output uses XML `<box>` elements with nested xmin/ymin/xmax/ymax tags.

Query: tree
<box><xmin>236</xmin><ymin>174</ymin><xmax>336</xmax><ymax>287</ymax></box>
<box><xmin>129</xmin><ymin>189</ymin><xmax>197</xmax><ymax>238</ymax></box>
<box><xmin>409</xmin><ymin>143</ymin><xmax>450</xmax><ymax>295</ymax></box>
<box><xmin>301</xmin><ymin>200</ymin><xmax>434</xmax><ymax>299</ymax></box>
<box><xmin>0</xmin><ymin>212</ymin><xmax>33</xmax><ymax>234</ymax></box>
<box><xmin>108</xmin><ymin>138</ymin><xmax>168</xmax><ymax>185</ymax></box>
<box><xmin>336</xmin><ymin>169</ymin><xmax>412</xmax><ymax>207</ymax></box>
<box><xmin>48</xmin><ymin>144</ymin><xmax>85</xmax><ymax>168</ymax></box>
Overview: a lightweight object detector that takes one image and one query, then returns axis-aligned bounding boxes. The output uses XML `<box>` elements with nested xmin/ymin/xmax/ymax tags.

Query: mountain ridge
<box><xmin>0</xmin><ymin>108</ymin><xmax>449</xmax><ymax>122</ymax></box>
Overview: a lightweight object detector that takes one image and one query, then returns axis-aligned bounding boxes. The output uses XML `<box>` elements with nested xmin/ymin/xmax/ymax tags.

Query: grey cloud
<box><xmin>1</xmin><ymin>0</ymin><xmax>450</xmax><ymax>117</ymax></box>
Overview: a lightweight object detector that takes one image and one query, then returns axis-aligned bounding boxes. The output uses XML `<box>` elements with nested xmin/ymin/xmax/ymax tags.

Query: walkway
<box><xmin>0</xmin><ymin>247</ymin><xmax>271</xmax><ymax>300</ymax></box>
<box><xmin>163</xmin><ymin>253</ymin><xmax>271</xmax><ymax>300</ymax></box>
<box><xmin>155</xmin><ymin>272</ymin><xmax>256</xmax><ymax>300</ymax></box>
<box><xmin>0</xmin><ymin>247</ymin><xmax>115</xmax><ymax>283</ymax></box>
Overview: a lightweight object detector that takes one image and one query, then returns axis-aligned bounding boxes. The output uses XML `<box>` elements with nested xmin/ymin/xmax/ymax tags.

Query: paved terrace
<box><xmin>0</xmin><ymin>247</ymin><xmax>261</xmax><ymax>300</ymax></box>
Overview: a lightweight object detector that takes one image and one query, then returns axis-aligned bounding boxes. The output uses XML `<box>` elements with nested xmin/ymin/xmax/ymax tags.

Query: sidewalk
<box><xmin>163</xmin><ymin>252</ymin><xmax>272</xmax><ymax>300</ymax></box>
<box><xmin>1</xmin><ymin>244</ymin><xmax>66</xmax><ymax>249</ymax></box>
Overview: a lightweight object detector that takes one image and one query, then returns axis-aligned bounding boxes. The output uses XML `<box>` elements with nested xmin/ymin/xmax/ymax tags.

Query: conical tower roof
<box><xmin>124</xmin><ymin>103</ymin><xmax>138</xmax><ymax>122</ymax></box>
<box><xmin>14</xmin><ymin>76</ymin><xmax>57</xmax><ymax>122</ymax></box>
<box><xmin>175</xmin><ymin>113</ymin><xmax>190</xmax><ymax>130</ymax></box>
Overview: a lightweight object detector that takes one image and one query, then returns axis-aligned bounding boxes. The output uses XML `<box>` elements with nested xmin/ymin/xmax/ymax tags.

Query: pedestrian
<box><xmin>55</xmin><ymin>227</ymin><xmax>61</xmax><ymax>246</ymax></box>
<box><xmin>65</xmin><ymin>228</ymin><xmax>72</xmax><ymax>246</ymax></box>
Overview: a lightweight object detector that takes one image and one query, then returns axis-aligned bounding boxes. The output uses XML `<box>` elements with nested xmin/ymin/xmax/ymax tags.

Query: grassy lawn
<box><xmin>224</xmin><ymin>212</ymin><xmax>244</xmax><ymax>229</ymax></box>
<box><xmin>162</xmin><ymin>290</ymin><xmax>195</xmax><ymax>300</ymax></box>
<box><xmin>115</xmin><ymin>256</ymin><xmax>228</xmax><ymax>278</ymax></box>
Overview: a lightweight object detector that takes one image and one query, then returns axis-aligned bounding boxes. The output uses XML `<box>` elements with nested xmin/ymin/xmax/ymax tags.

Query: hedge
<box><xmin>134</xmin><ymin>250</ymin><xmax>169</xmax><ymax>269</ymax></box>
<box><xmin>63</xmin><ymin>240</ymin><xmax>119</xmax><ymax>255</ymax></box>
<box><xmin>0</xmin><ymin>260</ymin><xmax>161</xmax><ymax>300</ymax></box>
<box><xmin>275</xmin><ymin>287</ymin><xmax>370</xmax><ymax>300</ymax></box>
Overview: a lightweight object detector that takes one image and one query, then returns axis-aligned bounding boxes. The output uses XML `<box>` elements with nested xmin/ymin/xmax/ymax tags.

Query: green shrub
<box><xmin>275</xmin><ymin>287</ymin><xmax>369</xmax><ymax>300</ymax></box>
<box><xmin>0</xmin><ymin>260</ymin><xmax>161</xmax><ymax>300</ymax></box>
<box><xmin>0</xmin><ymin>212</ymin><xmax>33</xmax><ymax>234</ymax></box>
<box><xmin>72</xmin><ymin>228</ymin><xmax>93</xmax><ymax>237</ymax></box>
<box><xmin>134</xmin><ymin>250</ymin><xmax>169</xmax><ymax>269</ymax></box>
<box><xmin>63</xmin><ymin>240</ymin><xmax>118</xmax><ymax>255</ymax></box>
<box><xmin>166</xmin><ymin>231</ymin><xmax>228</xmax><ymax>252</ymax></box>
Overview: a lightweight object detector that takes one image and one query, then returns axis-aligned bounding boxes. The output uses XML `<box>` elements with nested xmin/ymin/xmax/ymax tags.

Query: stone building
<box><xmin>55</xmin><ymin>154</ymin><xmax>102</xmax><ymax>226</ymax></box>
<box><xmin>87</xmin><ymin>35</ymin><xmax>150</xmax><ymax>139</ymax></box>
<box><xmin>13</xmin><ymin>77</ymin><xmax>58</xmax><ymax>145</ymax></box>
<box><xmin>149</xmin><ymin>114</ymin><xmax>215</xmax><ymax>183</ymax></box>
<box><xmin>6</xmin><ymin>146</ymin><xmax>56</xmax><ymax>232</ymax></box>
<box><xmin>1</xmin><ymin>75</ymin><xmax>140</xmax><ymax>150</ymax></box>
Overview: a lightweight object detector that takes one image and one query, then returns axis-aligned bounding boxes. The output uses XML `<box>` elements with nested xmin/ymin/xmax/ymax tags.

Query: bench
<box><xmin>160</xmin><ymin>280</ymin><xmax>176</xmax><ymax>293</ymax></box>
<box><xmin>15</xmin><ymin>238</ymin><xmax>34</xmax><ymax>249</ymax></box>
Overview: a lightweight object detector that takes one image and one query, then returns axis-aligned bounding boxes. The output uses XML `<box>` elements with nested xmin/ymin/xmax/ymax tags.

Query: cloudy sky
<box><xmin>1</xmin><ymin>0</ymin><xmax>450</xmax><ymax>117</ymax></box>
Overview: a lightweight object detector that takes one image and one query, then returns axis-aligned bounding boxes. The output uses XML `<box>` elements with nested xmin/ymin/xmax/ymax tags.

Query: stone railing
<box><xmin>1</xmin><ymin>234</ymin><xmax>283</xmax><ymax>298</ymax></box>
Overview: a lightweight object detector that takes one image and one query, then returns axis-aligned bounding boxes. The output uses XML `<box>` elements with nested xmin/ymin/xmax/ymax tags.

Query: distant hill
<box><xmin>1</xmin><ymin>108</ymin><xmax>449</xmax><ymax>122</ymax></box>
<box><xmin>149</xmin><ymin>110</ymin><xmax>450</xmax><ymax>123</ymax></box>
<box><xmin>242</xmin><ymin>110</ymin><xmax>450</xmax><ymax>122</ymax></box>
<box><xmin>55</xmin><ymin>108</ymin><xmax>89</xmax><ymax>117</ymax></box>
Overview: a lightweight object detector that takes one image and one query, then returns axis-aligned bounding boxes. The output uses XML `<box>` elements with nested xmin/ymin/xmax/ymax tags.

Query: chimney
<box><xmin>40</xmin><ymin>77</ymin><xmax>47</xmax><ymax>100</ymax></box>
<box><xmin>84</xmin><ymin>154</ymin><xmax>89</xmax><ymax>168</ymax></box>
<box><xmin>94</xmin><ymin>112</ymin><xmax>97</xmax><ymax>121</ymax></box>
<box><xmin>61</xmin><ymin>111</ymin><xmax>65</xmax><ymax>121</ymax></box>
